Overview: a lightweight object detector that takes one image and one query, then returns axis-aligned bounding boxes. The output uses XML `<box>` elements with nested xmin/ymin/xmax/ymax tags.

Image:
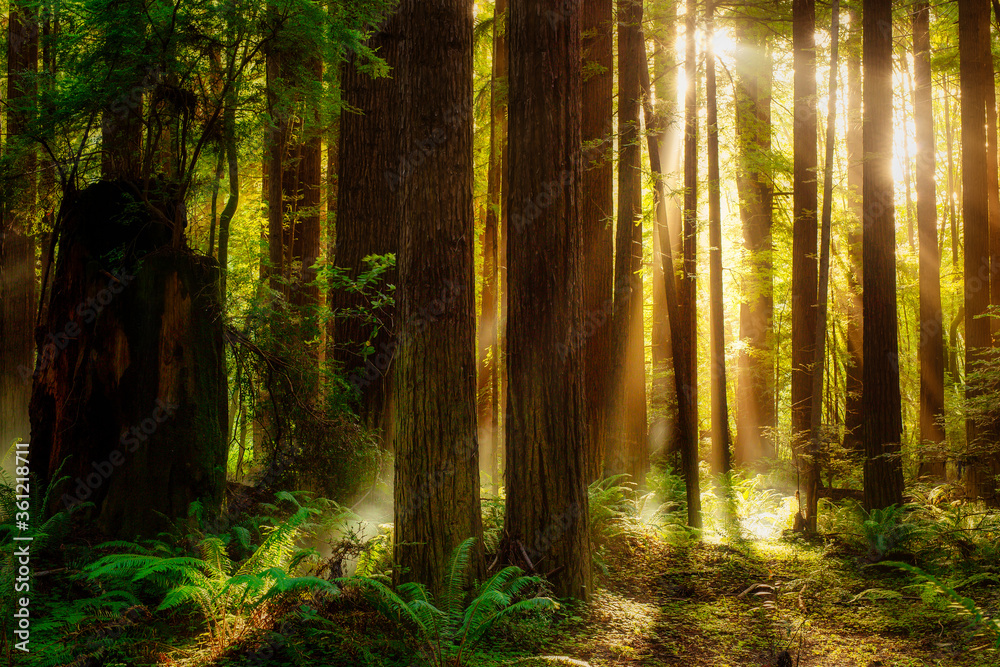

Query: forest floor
<box><xmin>279</xmin><ymin>529</ymin><xmax>1000</xmax><ymax>667</ymax></box>
<box><xmin>22</xmin><ymin>502</ymin><xmax>1000</xmax><ymax>666</ymax></box>
<box><xmin>508</xmin><ymin>533</ymin><xmax>1000</xmax><ymax>667</ymax></box>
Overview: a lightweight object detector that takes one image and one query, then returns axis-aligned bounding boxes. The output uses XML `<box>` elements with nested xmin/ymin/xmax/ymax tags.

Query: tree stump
<box><xmin>30</xmin><ymin>181</ymin><xmax>227</xmax><ymax>539</ymax></box>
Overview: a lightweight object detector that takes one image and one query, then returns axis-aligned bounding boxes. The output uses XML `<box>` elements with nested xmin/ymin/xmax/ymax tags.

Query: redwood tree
<box><xmin>862</xmin><ymin>0</ymin><xmax>904</xmax><ymax>510</ymax></box>
<box><xmin>913</xmin><ymin>0</ymin><xmax>945</xmax><ymax>478</ymax></box>
<box><xmin>581</xmin><ymin>0</ymin><xmax>614</xmax><ymax>482</ymax></box>
<box><xmin>959</xmin><ymin>0</ymin><xmax>996</xmax><ymax>502</ymax></box>
<box><xmin>791</xmin><ymin>0</ymin><xmax>818</xmax><ymax>520</ymax></box>
<box><xmin>394</xmin><ymin>0</ymin><xmax>483</xmax><ymax>592</ymax></box>
<box><xmin>504</xmin><ymin>0</ymin><xmax>592</xmax><ymax>599</ymax></box>
<box><xmin>609</xmin><ymin>0</ymin><xmax>648</xmax><ymax>484</ymax></box>
<box><xmin>333</xmin><ymin>14</ymin><xmax>402</xmax><ymax>434</ymax></box>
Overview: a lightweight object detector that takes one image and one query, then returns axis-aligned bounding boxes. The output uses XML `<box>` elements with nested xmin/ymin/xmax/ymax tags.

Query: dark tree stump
<box><xmin>30</xmin><ymin>181</ymin><xmax>227</xmax><ymax>539</ymax></box>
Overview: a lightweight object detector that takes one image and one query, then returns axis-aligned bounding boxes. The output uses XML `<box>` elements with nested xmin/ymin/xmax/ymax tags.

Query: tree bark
<box><xmin>333</xmin><ymin>13</ymin><xmax>402</xmax><ymax>436</ymax></box>
<box><xmin>31</xmin><ymin>183</ymin><xmax>227</xmax><ymax>539</ymax></box>
<box><xmin>504</xmin><ymin>0</ymin><xmax>592</xmax><ymax>599</ymax></box>
<box><xmin>394</xmin><ymin>0</ymin><xmax>483</xmax><ymax>594</ymax></box>
<box><xmin>792</xmin><ymin>0</ymin><xmax>818</xmax><ymax>521</ymax></box>
<box><xmin>959</xmin><ymin>0</ymin><xmax>997</xmax><ymax>503</ymax></box>
<box><xmin>913</xmin><ymin>0</ymin><xmax>946</xmax><ymax>480</ymax></box>
<box><xmin>581</xmin><ymin>0</ymin><xmax>614</xmax><ymax>483</ymax></box>
<box><xmin>862</xmin><ymin>0</ymin><xmax>904</xmax><ymax>510</ymax></box>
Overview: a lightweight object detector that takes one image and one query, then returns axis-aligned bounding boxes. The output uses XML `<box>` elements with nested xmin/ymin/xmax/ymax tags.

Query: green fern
<box><xmin>85</xmin><ymin>492</ymin><xmax>346</xmax><ymax>653</ymax></box>
<box><xmin>885</xmin><ymin>561</ymin><xmax>1000</xmax><ymax>648</ymax></box>
<box><xmin>350</xmin><ymin>537</ymin><xmax>557</xmax><ymax>667</ymax></box>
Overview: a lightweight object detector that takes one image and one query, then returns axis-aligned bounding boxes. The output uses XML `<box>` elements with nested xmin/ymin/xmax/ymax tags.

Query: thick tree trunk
<box><xmin>734</xmin><ymin>15</ymin><xmax>775</xmax><ymax>467</ymax></box>
<box><xmin>792</xmin><ymin>0</ymin><xmax>818</xmax><ymax>519</ymax></box>
<box><xmin>706</xmin><ymin>1</ymin><xmax>731</xmax><ymax>476</ymax></box>
<box><xmin>862</xmin><ymin>0</ymin><xmax>904</xmax><ymax>510</ymax></box>
<box><xmin>31</xmin><ymin>182</ymin><xmax>227</xmax><ymax>539</ymax></box>
<box><xmin>1</xmin><ymin>0</ymin><xmax>38</xmax><ymax>453</ymax></box>
<box><xmin>681</xmin><ymin>0</ymin><xmax>702</xmax><ymax>529</ymax></box>
<box><xmin>504</xmin><ymin>0</ymin><xmax>592</xmax><ymax>599</ymax></box>
<box><xmin>333</xmin><ymin>14</ymin><xmax>402</xmax><ymax>436</ymax></box>
<box><xmin>959</xmin><ymin>0</ymin><xmax>997</xmax><ymax>503</ymax></box>
<box><xmin>581</xmin><ymin>0</ymin><xmax>614</xmax><ymax>483</ymax></box>
<box><xmin>608</xmin><ymin>0</ymin><xmax>648</xmax><ymax>485</ymax></box>
<box><xmin>913</xmin><ymin>1</ymin><xmax>946</xmax><ymax>480</ymax></box>
<box><xmin>394</xmin><ymin>0</ymin><xmax>483</xmax><ymax>594</ymax></box>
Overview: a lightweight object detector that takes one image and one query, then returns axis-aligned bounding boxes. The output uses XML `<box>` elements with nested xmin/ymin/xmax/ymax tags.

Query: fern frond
<box><xmin>440</xmin><ymin>537</ymin><xmax>475</xmax><ymax>622</ymax></box>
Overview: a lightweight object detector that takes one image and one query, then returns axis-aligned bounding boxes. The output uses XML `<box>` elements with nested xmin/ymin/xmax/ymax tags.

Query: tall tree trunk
<box><xmin>334</xmin><ymin>14</ymin><xmax>402</xmax><ymax>437</ymax></box>
<box><xmin>294</xmin><ymin>58</ymin><xmax>324</xmax><ymax>338</ymax></box>
<box><xmin>479</xmin><ymin>0</ymin><xmax>508</xmax><ymax>494</ymax></box>
<box><xmin>503</xmin><ymin>0</ymin><xmax>592</xmax><ymax>599</ymax></box>
<box><xmin>862</xmin><ymin>0</ymin><xmax>904</xmax><ymax>510</ymax></box>
<box><xmin>609</xmin><ymin>0</ymin><xmax>647</xmax><ymax>485</ymax></box>
<box><xmin>394</xmin><ymin>0</ymin><xmax>483</xmax><ymax>594</ymax></box>
<box><xmin>913</xmin><ymin>0</ymin><xmax>945</xmax><ymax>480</ymax></box>
<box><xmin>792</xmin><ymin>0</ymin><xmax>818</xmax><ymax>519</ymax></box>
<box><xmin>706</xmin><ymin>0</ymin><xmax>731</xmax><ymax>476</ymax></box>
<box><xmin>734</xmin><ymin>13</ymin><xmax>775</xmax><ymax>467</ymax></box>
<box><xmin>1</xmin><ymin>0</ymin><xmax>38</xmax><ymax>452</ymax></box>
<box><xmin>681</xmin><ymin>0</ymin><xmax>702</xmax><ymax>529</ymax></box>
<box><xmin>959</xmin><ymin>0</ymin><xmax>996</xmax><ymax>503</ymax></box>
<box><xmin>843</xmin><ymin>3</ymin><xmax>864</xmax><ymax>455</ymax></box>
<box><xmin>581</xmin><ymin>0</ymin><xmax>614</xmax><ymax>483</ymax></box>
<box><xmin>987</xmin><ymin>32</ymin><xmax>1000</xmax><ymax>345</ymax></box>
<box><xmin>807</xmin><ymin>0</ymin><xmax>839</xmax><ymax>531</ymax></box>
